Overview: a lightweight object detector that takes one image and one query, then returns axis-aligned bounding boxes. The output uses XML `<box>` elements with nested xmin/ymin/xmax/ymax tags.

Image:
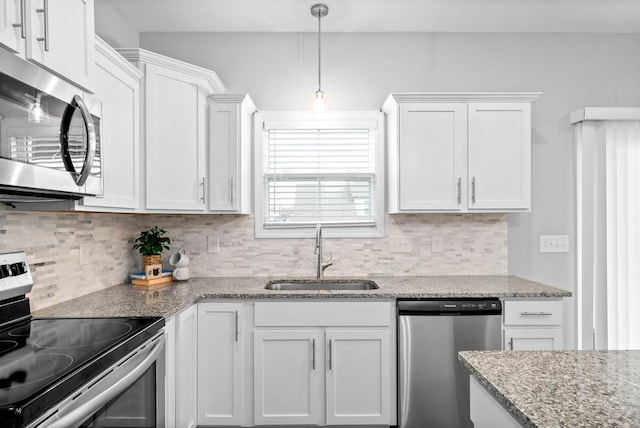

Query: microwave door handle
<box><xmin>60</xmin><ymin>95</ymin><xmax>96</xmax><ymax>186</ymax></box>
<box><xmin>45</xmin><ymin>335</ymin><xmax>165</xmax><ymax>428</ymax></box>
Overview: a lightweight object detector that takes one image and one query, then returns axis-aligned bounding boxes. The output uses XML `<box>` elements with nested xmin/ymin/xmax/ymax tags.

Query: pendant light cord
<box><xmin>317</xmin><ymin>11</ymin><xmax>322</xmax><ymax>92</ymax></box>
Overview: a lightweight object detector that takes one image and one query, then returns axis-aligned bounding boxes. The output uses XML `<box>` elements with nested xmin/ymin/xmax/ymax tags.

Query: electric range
<box><xmin>0</xmin><ymin>252</ymin><xmax>165</xmax><ymax>428</ymax></box>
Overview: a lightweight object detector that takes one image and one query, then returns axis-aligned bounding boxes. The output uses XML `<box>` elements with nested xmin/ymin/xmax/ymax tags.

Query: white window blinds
<box><xmin>263</xmin><ymin>127</ymin><xmax>377</xmax><ymax>228</ymax></box>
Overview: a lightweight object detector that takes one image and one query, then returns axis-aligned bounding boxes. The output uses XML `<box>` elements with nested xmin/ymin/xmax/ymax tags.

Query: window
<box><xmin>254</xmin><ymin>111</ymin><xmax>384</xmax><ymax>238</ymax></box>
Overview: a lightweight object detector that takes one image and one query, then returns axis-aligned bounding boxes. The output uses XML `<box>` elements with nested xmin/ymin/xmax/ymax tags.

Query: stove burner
<box><xmin>0</xmin><ymin>340</ymin><xmax>18</xmax><ymax>355</ymax></box>
<box><xmin>8</xmin><ymin>324</ymin><xmax>30</xmax><ymax>337</ymax></box>
<box><xmin>33</xmin><ymin>320</ymin><xmax>133</xmax><ymax>349</ymax></box>
<box><xmin>0</xmin><ymin>353</ymin><xmax>74</xmax><ymax>402</ymax></box>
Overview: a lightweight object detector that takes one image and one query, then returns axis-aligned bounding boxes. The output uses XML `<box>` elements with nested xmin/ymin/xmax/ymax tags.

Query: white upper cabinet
<box><xmin>0</xmin><ymin>0</ymin><xmax>24</xmax><ymax>53</ymax></box>
<box><xmin>395</xmin><ymin>103</ymin><xmax>467</xmax><ymax>211</ymax></box>
<box><xmin>208</xmin><ymin>94</ymin><xmax>256</xmax><ymax>213</ymax></box>
<box><xmin>0</xmin><ymin>0</ymin><xmax>95</xmax><ymax>91</ymax></box>
<box><xmin>80</xmin><ymin>36</ymin><xmax>141</xmax><ymax>211</ymax></box>
<box><xmin>383</xmin><ymin>93</ymin><xmax>540</xmax><ymax>213</ymax></box>
<box><xmin>468</xmin><ymin>103</ymin><xmax>531</xmax><ymax>210</ymax></box>
<box><xmin>117</xmin><ymin>48</ymin><xmax>225</xmax><ymax>212</ymax></box>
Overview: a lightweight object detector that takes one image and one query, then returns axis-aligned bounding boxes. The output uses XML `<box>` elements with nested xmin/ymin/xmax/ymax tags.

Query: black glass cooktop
<box><xmin>0</xmin><ymin>316</ymin><xmax>163</xmax><ymax>428</ymax></box>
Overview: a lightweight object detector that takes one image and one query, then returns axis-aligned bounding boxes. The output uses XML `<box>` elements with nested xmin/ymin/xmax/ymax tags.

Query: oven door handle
<box><xmin>45</xmin><ymin>334</ymin><xmax>165</xmax><ymax>428</ymax></box>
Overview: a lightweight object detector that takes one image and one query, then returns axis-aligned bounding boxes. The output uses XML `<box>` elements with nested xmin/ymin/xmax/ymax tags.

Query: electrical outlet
<box><xmin>539</xmin><ymin>235</ymin><xmax>569</xmax><ymax>253</ymax></box>
<box><xmin>431</xmin><ymin>236</ymin><xmax>443</xmax><ymax>253</ymax></box>
<box><xmin>389</xmin><ymin>236</ymin><xmax>412</xmax><ymax>253</ymax></box>
<box><xmin>78</xmin><ymin>245</ymin><xmax>90</xmax><ymax>266</ymax></box>
<box><xmin>207</xmin><ymin>234</ymin><xmax>221</xmax><ymax>254</ymax></box>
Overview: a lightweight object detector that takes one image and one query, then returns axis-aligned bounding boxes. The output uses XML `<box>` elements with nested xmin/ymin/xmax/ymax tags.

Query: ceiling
<box><xmin>105</xmin><ymin>0</ymin><xmax>640</xmax><ymax>33</ymax></box>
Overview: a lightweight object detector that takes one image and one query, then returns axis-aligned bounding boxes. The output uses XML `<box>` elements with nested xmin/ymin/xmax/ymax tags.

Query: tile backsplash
<box><xmin>0</xmin><ymin>205</ymin><xmax>507</xmax><ymax>310</ymax></box>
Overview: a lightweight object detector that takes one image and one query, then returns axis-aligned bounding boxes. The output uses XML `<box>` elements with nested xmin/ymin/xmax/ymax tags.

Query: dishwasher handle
<box><xmin>397</xmin><ymin>298</ymin><xmax>502</xmax><ymax>315</ymax></box>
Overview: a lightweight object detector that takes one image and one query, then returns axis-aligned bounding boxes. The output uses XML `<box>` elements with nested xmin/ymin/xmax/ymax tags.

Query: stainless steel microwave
<box><xmin>0</xmin><ymin>50</ymin><xmax>102</xmax><ymax>202</ymax></box>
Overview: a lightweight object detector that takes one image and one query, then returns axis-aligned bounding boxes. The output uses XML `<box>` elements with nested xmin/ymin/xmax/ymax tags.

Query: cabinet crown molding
<box><xmin>116</xmin><ymin>48</ymin><xmax>226</xmax><ymax>93</ymax></box>
<box><xmin>383</xmin><ymin>92</ymin><xmax>542</xmax><ymax>107</ymax></box>
<box><xmin>209</xmin><ymin>93</ymin><xmax>257</xmax><ymax>113</ymax></box>
<box><xmin>95</xmin><ymin>36</ymin><xmax>143</xmax><ymax>81</ymax></box>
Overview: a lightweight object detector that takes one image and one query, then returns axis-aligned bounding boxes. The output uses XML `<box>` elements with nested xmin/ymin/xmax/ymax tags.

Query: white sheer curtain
<box><xmin>575</xmin><ymin>110</ymin><xmax>640</xmax><ymax>350</ymax></box>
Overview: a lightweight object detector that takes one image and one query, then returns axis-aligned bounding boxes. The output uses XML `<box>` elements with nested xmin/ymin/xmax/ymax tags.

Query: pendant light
<box><xmin>311</xmin><ymin>3</ymin><xmax>328</xmax><ymax>114</ymax></box>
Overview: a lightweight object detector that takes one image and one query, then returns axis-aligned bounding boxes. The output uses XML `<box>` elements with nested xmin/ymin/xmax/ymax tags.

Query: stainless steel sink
<box><xmin>264</xmin><ymin>279</ymin><xmax>379</xmax><ymax>291</ymax></box>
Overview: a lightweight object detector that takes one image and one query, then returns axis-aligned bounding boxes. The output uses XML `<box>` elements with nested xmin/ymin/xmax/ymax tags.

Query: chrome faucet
<box><xmin>314</xmin><ymin>223</ymin><xmax>333</xmax><ymax>279</ymax></box>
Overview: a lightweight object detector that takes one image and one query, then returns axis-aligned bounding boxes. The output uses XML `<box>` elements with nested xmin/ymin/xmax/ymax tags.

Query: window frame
<box><xmin>254</xmin><ymin>111</ymin><xmax>385</xmax><ymax>239</ymax></box>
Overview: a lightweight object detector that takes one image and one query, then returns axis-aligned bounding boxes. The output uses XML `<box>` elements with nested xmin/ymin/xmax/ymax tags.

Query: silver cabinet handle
<box><xmin>456</xmin><ymin>177</ymin><xmax>462</xmax><ymax>205</ymax></box>
<box><xmin>230</xmin><ymin>177</ymin><xmax>235</xmax><ymax>204</ymax></box>
<box><xmin>520</xmin><ymin>312</ymin><xmax>553</xmax><ymax>316</ymax></box>
<box><xmin>234</xmin><ymin>310</ymin><xmax>239</xmax><ymax>342</ymax></box>
<box><xmin>509</xmin><ymin>338</ymin><xmax>513</xmax><ymax>350</ymax></box>
<box><xmin>328</xmin><ymin>339</ymin><xmax>332</xmax><ymax>370</ymax></box>
<box><xmin>36</xmin><ymin>0</ymin><xmax>49</xmax><ymax>52</ymax></box>
<box><xmin>471</xmin><ymin>176</ymin><xmax>476</xmax><ymax>204</ymax></box>
<box><xmin>200</xmin><ymin>177</ymin><xmax>206</xmax><ymax>204</ymax></box>
<box><xmin>12</xmin><ymin>0</ymin><xmax>26</xmax><ymax>39</ymax></box>
<box><xmin>311</xmin><ymin>339</ymin><xmax>316</xmax><ymax>370</ymax></box>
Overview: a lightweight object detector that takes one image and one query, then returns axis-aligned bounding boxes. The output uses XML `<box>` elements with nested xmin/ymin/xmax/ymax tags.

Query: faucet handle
<box><xmin>324</xmin><ymin>252</ymin><xmax>333</xmax><ymax>263</ymax></box>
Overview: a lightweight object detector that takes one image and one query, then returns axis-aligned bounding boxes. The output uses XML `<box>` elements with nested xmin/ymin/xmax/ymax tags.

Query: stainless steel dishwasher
<box><xmin>398</xmin><ymin>298</ymin><xmax>502</xmax><ymax>428</ymax></box>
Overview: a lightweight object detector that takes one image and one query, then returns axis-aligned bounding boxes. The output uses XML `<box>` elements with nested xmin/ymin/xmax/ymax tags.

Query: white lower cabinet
<box><xmin>253</xmin><ymin>301</ymin><xmax>394</xmax><ymax>426</ymax></box>
<box><xmin>197</xmin><ymin>302</ymin><xmax>245</xmax><ymax>426</ymax></box>
<box><xmin>254</xmin><ymin>329</ymin><xmax>322</xmax><ymax>425</ymax></box>
<box><xmin>502</xmin><ymin>299</ymin><xmax>564</xmax><ymax>351</ymax></box>
<box><xmin>469</xmin><ymin>376</ymin><xmax>520</xmax><ymax>428</ymax></box>
<box><xmin>325</xmin><ymin>329</ymin><xmax>390</xmax><ymax>425</ymax></box>
<box><xmin>176</xmin><ymin>305</ymin><xmax>198</xmax><ymax>428</ymax></box>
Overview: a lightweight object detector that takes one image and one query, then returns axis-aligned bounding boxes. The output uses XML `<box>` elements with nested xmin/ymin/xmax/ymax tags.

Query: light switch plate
<box><xmin>539</xmin><ymin>235</ymin><xmax>569</xmax><ymax>253</ymax></box>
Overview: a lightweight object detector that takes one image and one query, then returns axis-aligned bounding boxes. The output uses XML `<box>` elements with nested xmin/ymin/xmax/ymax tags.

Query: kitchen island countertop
<box><xmin>33</xmin><ymin>275</ymin><xmax>570</xmax><ymax>318</ymax></box>
<box><xmin>458</xmin><ymin>350</ymin><xmax>640</xmax><ymax>428</ymax></box>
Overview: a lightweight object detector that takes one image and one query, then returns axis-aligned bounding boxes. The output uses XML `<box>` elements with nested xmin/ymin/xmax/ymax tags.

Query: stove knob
<box><xmin>0</xmin><ymin>264</ymin><xmax>9</xmax><ymax>278</ymax></box>
<box><xmin>15</xmin><ymin>262</ymin><xmax>27</xmax><ymax>275</ymax></box>
<box><xmin>9</xmin><ymin>262</ymin><xmax>26</xmax><ymax>276</ymax></box>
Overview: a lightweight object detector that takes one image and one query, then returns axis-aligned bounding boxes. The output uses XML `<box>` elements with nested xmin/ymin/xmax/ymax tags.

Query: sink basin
<box><xmin>264</xmin><ymin>279</ymin><xmax>379</xmax><ymax>291</ymax></box>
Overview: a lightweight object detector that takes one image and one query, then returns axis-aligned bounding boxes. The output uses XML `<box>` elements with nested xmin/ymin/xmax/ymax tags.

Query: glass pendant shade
<box><xmin>312</xmin><ymin>90</ymin><xmax>328</xmax><ymax>114</ymax></box>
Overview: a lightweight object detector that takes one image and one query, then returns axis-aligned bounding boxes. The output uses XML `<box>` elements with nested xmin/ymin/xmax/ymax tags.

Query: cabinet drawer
<box><xmin>254</xmin><ymin>301</ymin><xmax>392</xmax><ymax>327</ymax></box>
<box><xmin>503</xmin><ymin>300</ymin><xmax>562</xmax><ymax>326</ymax></box>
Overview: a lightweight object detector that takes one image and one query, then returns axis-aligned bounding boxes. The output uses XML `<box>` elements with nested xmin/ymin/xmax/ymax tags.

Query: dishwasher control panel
<box><xmin>397</xmin><ymin>298</ymin><xmax>502</xmax><ymax>315</ymax></box>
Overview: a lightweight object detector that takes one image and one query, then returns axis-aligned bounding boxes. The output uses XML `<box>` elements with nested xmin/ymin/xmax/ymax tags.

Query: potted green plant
<box><xmin>133</xmin><ymin>226</ymin><xmax>171</xmax><ymax>268</ymax></box>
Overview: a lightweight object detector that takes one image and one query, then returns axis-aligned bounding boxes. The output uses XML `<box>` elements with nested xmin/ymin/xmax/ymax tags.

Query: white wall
<box><xmin>138</xmin><ymin>31</ymin><xmax>640</xmax><ymax>349</ymax></box>
<box><xmin>95</xmin><ymin>0</ymin><xmax>140</xmax><ymax>48</ymax></box>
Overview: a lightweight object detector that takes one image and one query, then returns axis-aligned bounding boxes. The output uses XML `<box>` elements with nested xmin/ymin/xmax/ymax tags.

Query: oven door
<box><xmin>28</xmin><ymin>332</ymin><xmax>166</xmax><ymax>428</ymax></box>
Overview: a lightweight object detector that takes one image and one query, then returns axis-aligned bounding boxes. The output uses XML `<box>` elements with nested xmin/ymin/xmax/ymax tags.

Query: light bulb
<box><xmin>312</xmin><ymin>90</ymin><xmax>328</xmax><ymax>114</ymax></box>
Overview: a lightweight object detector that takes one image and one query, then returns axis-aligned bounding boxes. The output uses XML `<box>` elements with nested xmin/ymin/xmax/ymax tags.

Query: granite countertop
<box><xmin>33</xmin><ymin>275</ymin><xmax>570</xmax><ymax>318</ymax></box>
<box><xmin>458</xmin><ymin>350</ymin><xmax>640</xmax><ymax>428</ymax></box>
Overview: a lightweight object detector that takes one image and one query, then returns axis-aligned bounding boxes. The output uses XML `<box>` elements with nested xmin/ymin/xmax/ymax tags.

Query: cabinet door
<box><xmin>325</xmin><ymin>330</ymin><xmax>390</xmax><ymax>425</ymax></box>
<box><xmin>468</xmin><ymin>103</ymin><xmax>531</xmax><ymax>210</ymax></box>
<box><xmin>176</xmin><ymin>305</ymin><xmax>198</xmax><ymax>428</ymax></box>
<box><xmin>198</xmin><ymin>303</ymin><xmax>243</xmax><ymax>426</ymax></box>
<box><xmin>254</xmin><ymin>330</ymin><xmax>321</xmax><ymax>425</ymax></box>
<box><xmin>208</xmin><ymin>102</ymin><xmax>239</xmax><ymax>211</ymax></box>
<box><xmin>0</xmin><ymin>0</ymin><xmax>23</xmax><ymax>53</ymax></box>
<box><xmin>398</xmin><ymin>103</ymin><xmax>467</xmax><ymax>211</ymax></box>
<box><xmin>82</xmin><ymin>41</ymin><xmax>140</xmax><ymax>210</ymax></box>
<box><xmin>504</xmin><ymin>328</ymin><xmax>563</xmax><ymax>351</ymax></box>
<box><xmin>144</xmin><ymin>63</ymin><xmax>207</xmax><ymax>211</ymax></box>
<box><xmin>25</xmin><ymin>0</ymin><xmax>95</xmax><ymax>92</ymax></box>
